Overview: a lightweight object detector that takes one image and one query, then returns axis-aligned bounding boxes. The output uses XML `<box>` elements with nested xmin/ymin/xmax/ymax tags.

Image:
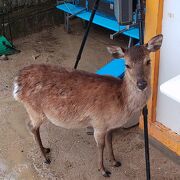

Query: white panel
<box><xmin>156</xmin><ymin>0</ymin><xmax>180</xmax><ymax>134</ymax></box>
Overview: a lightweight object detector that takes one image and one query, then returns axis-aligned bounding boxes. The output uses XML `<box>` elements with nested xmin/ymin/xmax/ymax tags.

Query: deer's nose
<box><xmin>137</xmin><ymin>80</ymin><xmax>147</xmax><ymax>90</ymax></box>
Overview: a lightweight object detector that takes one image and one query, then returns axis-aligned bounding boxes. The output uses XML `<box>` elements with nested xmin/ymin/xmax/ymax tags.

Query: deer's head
<box><xmin>107</xmin><ymin>34</ymin><xmax>163</xmax><ymax>91</ymax></box>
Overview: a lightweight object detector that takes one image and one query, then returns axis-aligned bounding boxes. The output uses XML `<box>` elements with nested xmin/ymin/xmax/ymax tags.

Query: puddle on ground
<box><xmin>0</xmin><ymin>97</ymin><xmax>63</xmax><ymax>180</ymax></box>
<box><xmin>0</xmin><ymin>98</ymin><xmax>46</xmax><ymax>180</ymax></box>
<box><xmin>0</xmin><ymin>158</ymin><xmax>31</xmax><ymax>180</ymax></box>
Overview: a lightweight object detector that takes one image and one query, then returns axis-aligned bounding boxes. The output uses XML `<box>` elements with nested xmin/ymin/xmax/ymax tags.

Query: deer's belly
<box><xmin>44</xmin><ymin>111</ymin><xmax>91</xmax><ymax>129</ymax></box>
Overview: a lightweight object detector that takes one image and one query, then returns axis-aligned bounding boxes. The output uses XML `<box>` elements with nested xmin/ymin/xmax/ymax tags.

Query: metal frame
<box><xmin>61</xmin><ymin>0</ymin><xmax>87</xmax><ymax>33</ymax></box>
<box><xmin>110</xmin><ymin>23</ymin><xmax>139</xmax><ymax>48</ymax></box>
<box><xmin>110</xmin><ymin>10</ymin><xmax>139</xmax><ymax>40</ymax></box>
<box><xmin>110</xmin><ymin>25</ymin><xmax>132</xmax><ymax>40</ymax></box>
<box><xmin>64</xmin><ymin>7</ymin><xmax>87</xmax><ymax>32</ymax></box>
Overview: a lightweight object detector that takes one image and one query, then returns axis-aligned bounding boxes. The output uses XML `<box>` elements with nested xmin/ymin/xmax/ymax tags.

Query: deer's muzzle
<box><xmin>137</xmin><ymin>80</ymin><xmax>147</xmax><ymax>91</ymax></box>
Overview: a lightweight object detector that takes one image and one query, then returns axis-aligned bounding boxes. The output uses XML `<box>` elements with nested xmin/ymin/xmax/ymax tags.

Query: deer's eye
<box><xmin>146</xmin><ymin>60</ymin><xmax>151</xmax><ymax>65</ymax></box>
<box><xmin>125</xmin><ymin>64</ymin><xmax>131</xmax><ymax>69</ymax></box>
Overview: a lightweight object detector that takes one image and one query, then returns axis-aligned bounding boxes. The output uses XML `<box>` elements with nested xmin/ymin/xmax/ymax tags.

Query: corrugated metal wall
<box><xmin>0</xmin><ymin>0</ymin><xmax>63</xmax><ymax>39</ymax></box>
<box><xmin>0</xmin><ymin>0</ymin><xmax>51</xmax><ymax>9</ymax></box>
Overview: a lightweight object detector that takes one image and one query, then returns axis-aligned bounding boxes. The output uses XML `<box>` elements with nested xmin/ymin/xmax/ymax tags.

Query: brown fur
<box><xmin>125</xmin><ymin>46</ymin><xmax>149</xmax><ymax>63</ymax></box>
<box><xmin>13</xmin><ymin>34</ymin><xmax>163</xmax><ymax>177</ymax></box>
<box><xmin>15</xmin><ymin>64</ymin><xmax>129</xmax><ymax>129</ymax></box>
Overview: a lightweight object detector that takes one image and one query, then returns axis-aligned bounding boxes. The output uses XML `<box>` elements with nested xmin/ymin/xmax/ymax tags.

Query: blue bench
<box><xmin>56</xmin><ymin>3</ymin><xmax>139</xmax><ymax>40</ymax></box>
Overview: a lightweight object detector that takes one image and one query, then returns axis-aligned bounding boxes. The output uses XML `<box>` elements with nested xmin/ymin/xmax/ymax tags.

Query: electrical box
<box><xmin>114</xmin><ymin>0</ymin><xmax>133</xmax><ymax>25</ymax></box>
<box><xmin>88</xmin><ymin>0</ymin><xmax>114</xmax><ymax>17</ymax></box>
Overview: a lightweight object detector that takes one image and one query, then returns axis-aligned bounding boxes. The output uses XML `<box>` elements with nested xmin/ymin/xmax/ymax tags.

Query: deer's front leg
<box><xmin>106</xmin><ymin>130</ymin><xmax>121</xmax><ymax>167</ymax></box>
<box><xmin>94</xmin><ymin>130</ymin><xmax>111</xmax><ymax>177</ymax></box>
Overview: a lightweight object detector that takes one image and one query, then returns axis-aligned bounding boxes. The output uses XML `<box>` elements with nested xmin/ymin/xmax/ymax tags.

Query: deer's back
<box><xmin>14</xmin><ymin>64</ymin><xmax>127</xmax><ymax>129</ymax></box>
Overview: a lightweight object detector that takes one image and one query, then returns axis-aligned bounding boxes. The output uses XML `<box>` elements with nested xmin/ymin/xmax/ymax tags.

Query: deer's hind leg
<box><xmin>26</xmin><ymin>106</ymin><xmax>51</xmax><ymax>164</ymax></box>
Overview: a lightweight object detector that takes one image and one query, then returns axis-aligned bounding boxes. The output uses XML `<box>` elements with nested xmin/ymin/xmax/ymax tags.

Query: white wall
<box><xmin>156</xmin><ymin>0</ymin><xmax>180</xmax><ymax>135</ymax></box>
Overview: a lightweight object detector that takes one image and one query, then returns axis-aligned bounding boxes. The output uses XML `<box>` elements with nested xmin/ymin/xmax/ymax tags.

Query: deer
<box><xmin>13</xmin><ymin>34</ymin><xmax>163</xmax><ymax>177</ymax></box>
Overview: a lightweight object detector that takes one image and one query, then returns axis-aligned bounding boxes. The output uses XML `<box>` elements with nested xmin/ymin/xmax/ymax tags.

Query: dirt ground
<box><xmin>0</xmin><ymin>22</ymin><xmax>179</xmax><ymax>180</ymax></box>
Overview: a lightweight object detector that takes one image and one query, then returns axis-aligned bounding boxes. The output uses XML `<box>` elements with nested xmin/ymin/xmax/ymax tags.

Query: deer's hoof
<box><xmin>113</xmin><ymin>161</ymin><xmax>121</xmax><ymax>167</ymax></box>
<box><xmin>44</xmin><ymin>148</ymin><xmax>51</xmax><ymax>154</ymax></box>
<box><xmin>102</xmin><ymin>170</ymin><xmax>111</xmax><ymax>177</ymax></box>
<box><xmin>44</xmin><ymin>158</ymin><xmax>51</xmax><ymax>164</ymax></box>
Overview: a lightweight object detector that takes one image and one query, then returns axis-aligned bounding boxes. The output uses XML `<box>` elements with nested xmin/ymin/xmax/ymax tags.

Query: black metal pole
<box><xmin>137</xmin><ymin>0</ymin><xmax>144</xmax><ymax>45</ymax></box>
<box><xmin>137</xmin><ymin>0</ymin><xmax>151</xmax><ymax>179</ymax></box>
<box><xmin>74</xmin><ymin>0</ymin><xmax>101</xmax><ymax>69</ymax></box>
<box><xmin>143</xmin><ymin>105</ymin><xmax>151</xmax><ymax>180</ymax></box>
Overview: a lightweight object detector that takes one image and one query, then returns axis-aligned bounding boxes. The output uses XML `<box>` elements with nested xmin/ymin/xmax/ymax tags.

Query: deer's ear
<box><xmin>145</xmin><ymin>34</ymin><xmax>163</xmax><ymax>52</ymax></box>
<box><xmin>107</xmin><ymin>46</ymin><xmax>125</xmax><ymax>58</ymax></box>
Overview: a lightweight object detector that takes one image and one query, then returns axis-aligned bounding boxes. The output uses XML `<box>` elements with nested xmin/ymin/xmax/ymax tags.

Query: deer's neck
<box><xmin>123</xmin><ymin>75</ymin><xmax>151</xmax><ymax>112</ymax></box>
